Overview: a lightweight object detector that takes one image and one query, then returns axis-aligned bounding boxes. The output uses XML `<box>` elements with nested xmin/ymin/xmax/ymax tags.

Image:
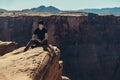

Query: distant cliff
<box><xmin>22</xmin><ymin>5</ymin><xmax>60</xmax><ymax>13</ymax></box>
<box><xmin>79</xmin><ymin>7</ymin><xmax>120</xmax><ymax>15</ymax></box>
<box><xmin>0</xmin><ymin>9</ymin><xmax>7</xmax><ymax>12</ymax></box>
<box><xmin>0</xmin><ymin>12</ymin><xmax>120</xmax><ymax>80</ymax></box>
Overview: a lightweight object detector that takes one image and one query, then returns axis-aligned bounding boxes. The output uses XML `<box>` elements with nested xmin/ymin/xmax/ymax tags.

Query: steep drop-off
<box><xmin>0</xmin><ymin>12</ymin><xmax>120</xmax><ymax>80</ymax></box>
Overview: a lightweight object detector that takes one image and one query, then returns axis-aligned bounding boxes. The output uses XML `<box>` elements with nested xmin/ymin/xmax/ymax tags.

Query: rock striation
<box><xmin>0</xmin><ymin>41</ymin><xmax>16</xmax><ymax>56</ymax></box>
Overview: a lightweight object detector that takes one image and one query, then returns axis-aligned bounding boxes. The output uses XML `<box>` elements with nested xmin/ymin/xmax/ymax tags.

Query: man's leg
<box><xmin>24</xmin><ymin>40</ymin><xmax>35</xmax><ymax>52</ymax></box>
<box><xmin>41</xmin><ymin>40</ymin><xmax>54</xmax><ymax>52</ymax></box>
<box><xmin>41</xmin><ymin>39</ymin><xmax>48</xmax><ymax>45</ymax></box>
<box><xmin>31</xmin><ymin>40</ymin><xmax>39</xmax><ymax>48</ymax></box>
<box><xmin>39</xmin><ymin>40</ymin><xmax>48</xmax><ymax>51</ymax></box>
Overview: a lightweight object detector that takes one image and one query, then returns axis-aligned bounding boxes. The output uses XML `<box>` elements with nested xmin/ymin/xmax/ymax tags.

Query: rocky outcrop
<box><xmin>0</xmin><ymin>45</ymin><xmax>70</xmax><ymax>80</ymax></box>
<box><xmin>0</xmin><ymin>41</ymin><xmax>16</xmax><ymax>56</ymax></box>
<box><xmin>0</xmin><ymin>12</ymin><xmax>120</xmax><ymax>80</ymax></box>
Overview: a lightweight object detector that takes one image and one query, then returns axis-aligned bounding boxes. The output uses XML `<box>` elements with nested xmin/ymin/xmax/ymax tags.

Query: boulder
<box><xmin>0</xmin><ymin>45</ymin><xmax>67</xmax><ymax>80</ymax></box>
<box><xmin>0</xmin><ymin>41</ymin><xmax>16</xmax><ymax>56</ymax></box>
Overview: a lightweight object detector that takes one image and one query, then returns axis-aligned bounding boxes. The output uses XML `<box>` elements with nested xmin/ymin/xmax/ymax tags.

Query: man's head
<box><xmin>38</xmin><ymin>20</ymin><xmax>44</xmax><ymax>30</ymax></box>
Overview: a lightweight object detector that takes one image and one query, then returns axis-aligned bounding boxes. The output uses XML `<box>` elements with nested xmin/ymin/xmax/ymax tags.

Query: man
<box><xmin>24</xmin><ymin>20</ymin><xmax>48</xmax><ymax>52</ymax></box>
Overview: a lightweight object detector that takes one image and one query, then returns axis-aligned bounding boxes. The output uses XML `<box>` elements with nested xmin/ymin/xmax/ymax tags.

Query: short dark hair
<box><xmin>38</xmin><ymin>20</ymin><xmax>44</xmax><ymax>25</ymax></box>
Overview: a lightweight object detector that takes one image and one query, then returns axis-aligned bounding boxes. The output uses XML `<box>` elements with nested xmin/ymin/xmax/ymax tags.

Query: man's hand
<box><xmin>32</xmin><ymin>34</ymin><xmax>36</xmax><ymax>40</ymax></box>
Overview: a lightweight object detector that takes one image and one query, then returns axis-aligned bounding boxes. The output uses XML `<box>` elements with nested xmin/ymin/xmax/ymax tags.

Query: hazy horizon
<box><xmin>0</xmin><ymin>0</ymin><xmax>120</xmax><ymax>10</ymax></box>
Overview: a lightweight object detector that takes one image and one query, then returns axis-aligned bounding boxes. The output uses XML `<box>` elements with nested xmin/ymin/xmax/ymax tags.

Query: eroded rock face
<box><xmin>0</xmin><ymin>41</ymin><xmax>16</xmax><ymax>55</ymax></box>
<box><xmin>0</xmin><ymin>45</ymin><xmax>68</xmax><ymax>80</ymax></box>
<box><xmin>0</xmin><ymin>13</ymin><xmax>120</xmax><ymax>80</ymax></box>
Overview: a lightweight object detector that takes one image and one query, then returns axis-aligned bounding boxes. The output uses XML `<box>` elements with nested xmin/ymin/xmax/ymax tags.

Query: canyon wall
<box><xmin>0</xmin><ymin>13</ymin><xmax>120</xmax><ymax>80</ymax></box>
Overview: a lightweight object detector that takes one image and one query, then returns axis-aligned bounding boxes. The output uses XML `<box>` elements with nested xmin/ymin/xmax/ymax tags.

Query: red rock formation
<box><xmin>0</xmin><ymin>41</ymin><xmax>16</xmax><ymax>55</ymax></box>
<box><xmin>0</xmin><ymin>13</ymin><xmax>120</xmax><ymax>80</ymax></box>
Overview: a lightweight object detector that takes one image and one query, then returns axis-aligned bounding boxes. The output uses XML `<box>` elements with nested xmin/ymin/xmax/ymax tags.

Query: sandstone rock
<box><xmin>0</xmin><ymin>45</ymin><xmax>67</xmax><ymax>80</ymax></box>
<box><xmin>0</xmin><ymin>41</ymin><xmax>16</xmax><ymax>56</ymax></box>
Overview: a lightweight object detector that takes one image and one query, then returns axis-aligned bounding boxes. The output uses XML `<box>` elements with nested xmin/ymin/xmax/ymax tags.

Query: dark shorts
<box><xmin>31</xmin><ymin>39</ymin><xmax>48</xmax><ymax>48</ymax></box>
<box><xmin>24</xmin><ymin>39</ymin><xmax>50</xmax><ymax>52</ymax></box>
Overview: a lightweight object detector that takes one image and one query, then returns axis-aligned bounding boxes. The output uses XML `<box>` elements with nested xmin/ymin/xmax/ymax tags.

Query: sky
<box><xmin>0</xmin><ymin>0</ymin><xmax>120</xmax><ymax>10</ymax></box>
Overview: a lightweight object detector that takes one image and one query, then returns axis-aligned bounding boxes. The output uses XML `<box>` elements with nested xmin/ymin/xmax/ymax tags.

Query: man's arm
<box><xmin>45</xmin><ymin>33</ymin><xmax>48</xmax><ymax>40</ymax></box>
<box><xmin>32</xmin><ymin>34</ymin><xmax>42</xmax><ymax>42</ymax></box>
<box><xmin>41</xmin><ymin>33</ymin><xmax>48</xmax><ymax>43</ymax></box>
<box><xmin>32</xmin><ymin>34</ymin><xmax>36</xmax><ymax>40</ymax></box>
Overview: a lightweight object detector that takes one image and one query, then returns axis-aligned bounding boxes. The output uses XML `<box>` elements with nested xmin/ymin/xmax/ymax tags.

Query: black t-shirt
<box><xmin>33</xmin><ymin>28</ymin><xmax>47</xmax><ymax>40</ymax></box>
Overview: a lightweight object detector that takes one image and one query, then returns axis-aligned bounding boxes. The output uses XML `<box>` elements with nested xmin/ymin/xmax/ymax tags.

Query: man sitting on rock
<box><xmin>24</xmin><ymin>20</ymin><xmax>49</xmax><ymax>52</ymax></box>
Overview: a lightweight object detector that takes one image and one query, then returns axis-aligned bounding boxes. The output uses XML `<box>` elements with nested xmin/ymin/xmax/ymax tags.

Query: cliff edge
<box><xmin>0</xmin><ymin>41</ymin><xmax>16</xmax><ymax>56</ymax></box>
<box><xmin>0</xmin><ymin>43</ymin><xmax>70</xmax><ymax>80</ymax></box>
